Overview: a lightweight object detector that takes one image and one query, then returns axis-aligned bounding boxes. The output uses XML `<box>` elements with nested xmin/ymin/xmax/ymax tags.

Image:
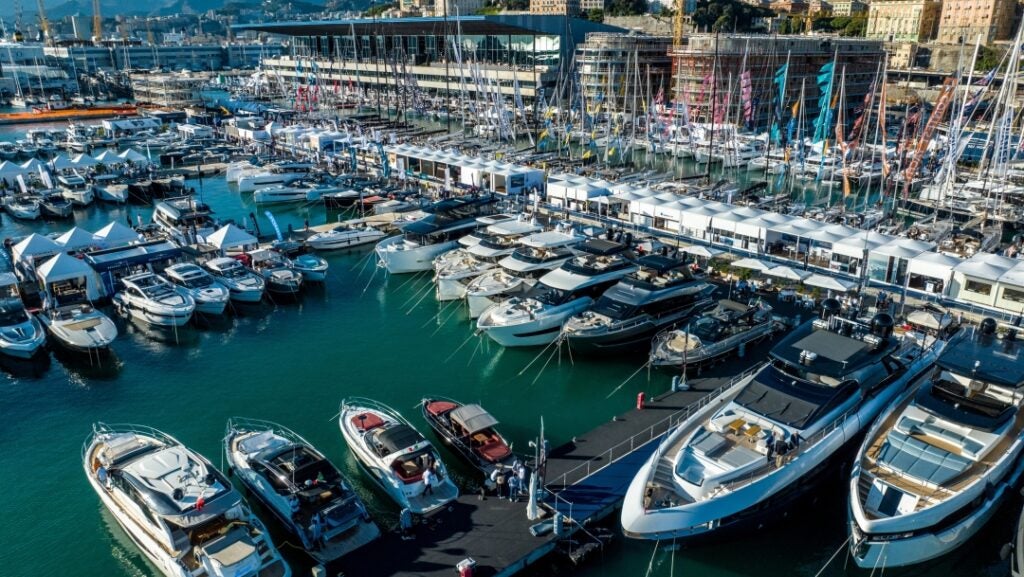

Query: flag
<box><xmin>740</xmin><ymin>70</ymin><xmax>753</xmax><ymax>125</ymax></box>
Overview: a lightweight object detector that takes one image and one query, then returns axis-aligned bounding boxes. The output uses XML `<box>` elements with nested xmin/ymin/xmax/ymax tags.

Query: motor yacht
<box><xmin>224</xmin><ymin>418</ymin><xmax>380</xmax><ymax>563</ymax></box>
<box><xmin>38</xmin><ymin>270</ymin><xmax>118</xmax><ymax>353</ymax></box>
<box><xmin>428</xmin><ymin>213</ymin><xmax>522</xmax><ymax>273</ymax></box>
<box><xmin>650</xmin><ymin>299</ymin><xmax>781</xmax><ymax>368</ymax></box>
<box><xmin>0</xmin><ymin>272</ymin><xmax>46</xmax><ymax>358</ymax></box>
<box><xmin>244</xmin><ymin>250</ymin><xmax>303</xmax><ymax>297</ymax></box>
<box><xmin>58</xmin><ymin>173</ymin><xmax>95</xmax><ymax>206</ymax></box>
<box><xmin>236</xmin><ymin>162</ymin><xmax>315</xmax><ymax>193</ymax></box>
<box><xmin>421</xmin><ymin>397</ymin><xmax>516</xmax><ymax>476</ymax></box>
<box><xmin>83</xmin><ymin>423</ymin><xmax>291</xmax><ymax>577</ymax></box>
<box><xmin>164</xmin><ymin>263</ymin><xmax>230</xmax><ymax>316</ymax></box>
<box><xmin>477</xmin><ymin>238</ymin><xmax>638</xmax><ymax>347</ymax></box>
<box><xmin>306</xmin><ymin>223</ymin><xmax>386</xmax><ymax>251</ymax></box>
<box><xmin>93</xmin><ymin>179</ymin><xmax>129</xmax><ymax>204</ymax></box>
<box><xmin>849</xmin><ymin>319</ymin><xmax>1024</xmax><ymax>568</ymax></box>
<box><xmin>3</xmin><ymin>195</ymin><xmax>41</xmax><ymax>220</ymax></box>
<box><xmin>112</xmin><ymin>272</ymin><xmax>196</xmax><ymax>327</ymax></box>
<box><xmin>434</xmin><ymin>218</ymin><xmax>542</xmax><ymax>301</ymax></box>
<box><xmin>290</xmin><ymin>253</ymin><xmax>329</xmax><ymax>283</ymax></box>
<box><xmin>253</xmin><ymin>179</ymin><xmax>343</xmax><ymax>204</ymax></box>
<box><xmin>375</xmin><ymin>194</ymin><xmax>500</xmax><ymax>274</ymax></box>
<box><xmin>562</xmin><ymin>255</ymin><xmax>715</xmax><ymax>354</ymax></box>
<box><xmin>621</xmin><ymin>306</ymin><xmax>942</xmax><ymax>540</ymax></box>
<box><xmin>338</xmin><ymin>397</ymin><xmax>459</xmax><ymax>514</ymax></box>
<box><xmin>153</xmin><ymin>197</ymin><xmax>218</xmax><ymax>246</ymax></box>
<box><xmin>204</xmin><ymin>257</ymin><xmax>266</xmax><ymax>303</ymax></box>
<box><xmin>38</xmin><ymin>191</ymin><xmax>74</xmax><ymax>219</ymax></box>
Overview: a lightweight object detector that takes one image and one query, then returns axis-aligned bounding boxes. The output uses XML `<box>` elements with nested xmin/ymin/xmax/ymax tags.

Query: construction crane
<box><xmin>36</xmin><ymin>0</ymin><xmax>50</xmax><ymax>45</ymax></box>
<box><xmin>92</xmin><ymin>0</ymin><xmax>102</xmax><ymax>42</ymax></box>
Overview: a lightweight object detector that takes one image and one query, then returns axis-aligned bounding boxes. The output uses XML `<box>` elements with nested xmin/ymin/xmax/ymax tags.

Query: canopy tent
<box><xmin>49</xmin><ymin>154</ymin><xmax>75</xmax><ymax>171</ymax></box>
<box><xmin>55</xmin><ymin>227</ymin><xmax>100</xmax><ymax>251</ymax></box>
<box><xmin>907</xmin><ymin>252</ymin><xmax>961</xmax><ymax>281</ymax></box>
<box><xmin>20</xmin><ymin>158</ymin><xmax>45</xmax><ymax>172</ymax></box>
<box><xmin>118</xmin><ymin>149</ymin><xmax>151</xmax><ymax>165</ymax></box>
<box><xmin>71</xmin><ymin>153</ymin><xmax>99</xmax><ymax>167</ymax></box>
<box><xmin>11</xmin><ymin>233</ymin><xmax>62</xmax><ymax>267</ymax></box>
<box><xmin>954</xmin><ymin>253</ymin><xmax>1017</xmax><ymax>282</ymax></box>
<box><xmin>731</xmin><ymin>257</ymin><xmax>776</xmax><ymax>272</ymax></box>
<box><xmin>906</xmin><ymin>306</ymin><xmax>955</xmax><ymax>332</ymax></box>
<box><xmin>449</xmin><ymin>404</ymin><xmax>499</xmax><ymax>435</ymax></box>
<box><xmin>205</xmin><ymin>224</ymin><xmax>258</xmax><ymax>251</ymax></box>
<box><xmin>831</xmin><ymin>230</ymin><xmax>895</xmax><ymax>259</ymax></box>
<box><xmin>803</xmin><ymin>273</ymin><xmax>857</xmax><ymax>292</ymax></box>
<box><xmin>682</xmin><ymin>245</ymin><xmax>723</xmax><ymax>259</ymax></box>
<box><xmin>93</xmin><ymin>222</ymin><xmax>141</xmax><ymax>248</ymax></box>
<box><xmin>93</xmin><ymin>150</ymin><xmax>122</xmax><ymax>166</ymax></box>
<box><xmin>764</xmin><ymin>265</ymin><xmax>813</xmax><ymax>282</ymax></box>
<box><xmin>0</xmin><ymin>160</ymin><xmax>26</xmax><ymax>182</ymax></box>
<box><xmin>36</xmin><ymin>251</ymin><xmax>103</xmax><ymax>301</ymax></box>
<box><xmin>874</xmin><ymin>238</ymin><xmax>936</xmax><ymax>260</ymax></box>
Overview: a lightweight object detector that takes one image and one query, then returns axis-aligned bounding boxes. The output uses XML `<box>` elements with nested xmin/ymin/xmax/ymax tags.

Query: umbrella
<box><xmin>764</xmin><ymin>266</ymin><xmax>812</xmax><ymax>282</ymax></box>
<box><xmin>803</xmin><ymin>273</ymin><xmax>856</xmax><ymax>292</ymax></box>
<box><xmin>731</xmin><ymin>257</ymin><xmax>775</xmax><ymax>272</ymax></box>
<box><xmin>682</xmin><ymin>245</ymin><xmax>723</xmax><ymax>259</ymax></box>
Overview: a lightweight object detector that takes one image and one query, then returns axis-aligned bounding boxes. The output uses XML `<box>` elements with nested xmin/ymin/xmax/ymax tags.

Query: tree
<box><xmin>584</xmin><ymin>8</ymin><xmax>605</xmax><ymax>21</ymax></box>
<box><xmin>976</xmin><ymin>45</ymin><xmax>1000</xmax><ymax>71</ymax></box>
<box><xmin>840</xmin><ymin>14</ymin><xmax>866</xmax><ymax>37</ymax></box>
<box><xmin>606</xmin><ymin>0</ymin><xmax>647</xmax><ymax>17</ymax></box>
<box><xmin>690</xmin><ymin>0</ymin><xmax>775</xmax><ymax>33</ymax></box>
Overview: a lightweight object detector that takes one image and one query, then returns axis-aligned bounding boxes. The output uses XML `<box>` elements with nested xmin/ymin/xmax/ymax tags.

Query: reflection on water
<box><xmin>0</xmin><ymin>352</ymin><xmax>51</xmax><ymax>380</ymax></box>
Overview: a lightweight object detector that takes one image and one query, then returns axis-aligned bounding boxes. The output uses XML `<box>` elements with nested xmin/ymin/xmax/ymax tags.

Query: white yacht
<box><xmin>464</xmin><ymin>229</ymin><xmax>582</xmax><ymax>319</ymax></box>
<box><xmin>153</xmin><ymin>197</ymin><xmax>218</xmax><ymax>246</ymax></box>
<box><xmin>253</xmin><ymin>179</ymin><xmax>343</xmax><ymax>204</ymax></box>
<box><xmin>83</xmin><ymin>423</ymin><xmax>291</xmax><ymax>577</ymax></box>
<box><xmin>0</xmin><ymin>272</ymin><xmax>46</xmax><ymax>358</ymax></box>
<box><xmin>38</xmin><ymin>268</ymin><xmax>118</xmax><ymax>353</ymax></box>
<box><xmin>338</xmin><ymin>397</ymin><xmax>459</xmax><ymax>515</ymax></box>
<box><xmin>58</xmin><ymin>173</ymin><xmax>95</xmax><ymax>206</ymax></box>
<box><xmin>225</xmin><ymin>418</ymin><xmax>380</xmax><ymax>564</ymax></box>
<box><xmin>477</xmin><ymin>238</ymin><xmax>638</xmax><ymax>347</ymax></box>
<box><xmin>3</xmin><ymin>195</ymin><xmax>41</xmax><ymax>220</ymax></box>
<box><xmin>620</xmin><ymin>308</ymin><xmax>941</xmax><ymax>540</ymax></box>
<box><xmin>236</xmin><ymin>162</ymin><xmax>315</xmax><ymax>193</ymax></box>
<box><xmin>650</xmin><ymin>299</ymin><xmax>779</xmax><ymax>367</ymax></box>
<box><xmin>93</xmin><ymin>178</ymin><xmax>130</xmax><ymax>204</ymax></box>
<box><xmin>164</xmin><ymin>264</ymin><xmax>230</xmax><ymax>316</ymax></box>
<box><xmin>434</xmin><ymin>218</ymin><xmax>542</xmax><ymax>301</ymax></box>
<box><xmin>112</xmin><ymin>272</ymin><xmax>196</xmax><ymax>327</ymax></box>
<box><xmin>849</xmin><ymin>319</ymin><xmax>1024</xmax><ymax>569</ymax></box>
<box><xmin>375</xmin><ymin>194</ymin><xmax>500</xmax><ymax>274</ymax></box>
<box><xmin>428</xmin><ymin>213</ymin><xmax>521</xmax><ymax>274</ymax></box>
<box><xmin>306</xmin><ymin>223</ymin><xmax>386</xmax><ymax>251</ymax></box>
<box><xmin>204</xmin><ymin>258</ymin><xmax>266</xmax><ymax>303</ymax></box>
<box><xmin>291</xmin><ymin>253</ymin><xmax>329</xmax><ymax>283</ymax></box>
<box><xmin>246</xmin><ymin>250</ymin><xmax>303</xmax><ymax>297</ymax></box>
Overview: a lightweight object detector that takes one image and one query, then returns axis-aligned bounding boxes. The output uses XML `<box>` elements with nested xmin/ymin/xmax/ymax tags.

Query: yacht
<box><xmin>38</xmin><ymin>271</ymin><xmax>118</xmax><ymax>353</ymax></box>
<box><xmin>0</xmin><ymin>141</ymin><xmax>18</xmax><ymax>159</ymax></box>
<box><xmin>434</xmin><ymin>218</ymin><xmax>542</xmax><ymax>301</ymax></box>
<box><xmin>253</xmin><ymin>179</ymin><xmax>343</xmax><ymax>204</ymax></box>
<box><xmin>561</xmin><ymin>255</ymin><xmax>715</xmax><ymax>354</ymax></box>
<box><xmin>477</xmin><ymin>238</ymin><xmax>639</xmax><ymax>347</ymax></box>
<box><xmin>94</xmin><ymin>179</ymin><xmax>130</xmax><ymax>204</ymax></box>
<box><xmin>164</xmin><ymin>263</ymin><xmax>230</xmax><ymax>316</ymax></box>
<box><xmin>245</xmin><ymin>250</ymin><xmax>303</xmax><ymax>297</ymax></box>
<box><xmin>290</xmin><ymin>253</ymin><xmax>329</xmax><ymax>283</ymax></box>
<box><xmin>236</xmin><ymin>162</ymin><xmax>315</xmax><ymax>193</ymax></box>
<box><xmin>38</xmin><ymin>191</ymin><xmax>74</xmax><ymax>219</ymax></box>
<box><xmin>306</xmin><ymin>223</ymin><xmax>386</xmax><ymax>251</ymax></box>
<box><xmin>153</xmin><ymin>197</ymin><xmax>218</xmax><ymax>246</ymax></box>
<box><xmin>650</xmin><ymin>300</ymin><xmax>780</xmax><ymax>368</ymax></box>
<box><xmin>224</xmin><ymin>418</ymin><xmax>380</xmax><ymax>563</ymax></box>
<box><xmin>849</xmin><ymin>319</ymin><xmax>1024</xmax><ymax>569</ymax></box>
<box><xmin>83</xmin><ymin>423</ymin><xmax>291</xmax><ymax>577</ymax></box>
<box><xmin>421</xmin><ymin>397</ymin><xmax>516</xmax><ymax>476</ymax></box>
<box><xmin>0</xmin><ymin>272</ymin><xmax>46</xmax><ymax>358</ymax></box>
<box><xmin>204</xmin><ymin>258</ymin><xmax>266</xmax><ymax>303</ymax></box>
<box><xmin>375</xmin><ymin>194</ymin><xmax>500</xmax><ymax>274</ymax></box>
<box><xmin>112</xmin><ymin>272</ymin><xmax>196</xmax><ymax>327</ymax></box>
<box><xmin>338</xmin><ymin>397</ymin><xmax>459</xmax><ymax>514</ymax></box>
<box><xmin>428</xmin><ymin>213</ymin><xmax>522</xmax><ymax>273</ymax></box>
<box><xmin>620</xmin><ymin>306</ymin><xmax>942</xmax><ymax>540</ymax></box>
<box><xmin>3</xmin><ymin>195</ymin><xmax>41</xmax><ymax>220</ymax></box>
<box><xmin>58</xmin><ymin>173</ymin><xmax>95</xmax><ymax>206</ymax></box>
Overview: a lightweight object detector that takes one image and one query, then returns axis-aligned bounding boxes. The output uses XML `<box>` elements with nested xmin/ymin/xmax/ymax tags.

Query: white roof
<box><xmin>803</xmin><ymin>273</ymin><xmax>857</xmax><ymax>292</ymax></box>
<box><xmin>954</xmin><ymin>253</ymin><xmax>1018</xmax><ymax>281</ymax></box>
<box><xmin>487</xmin><ymin>219</ymin><xmax>541</xmax><ymax>236</ymax></box>
<box><xmin>907</xmin><ymin>251</ymin><xmax>962</xmax><ymax>279</ymax></box>
<box><xmin>206</xmin><ymin>224</ymin><xmax>257</xmax><ymax>250</ymax></box>
<box><xmin>20</xmin><ymin>158</ymin><xmax>45</xmax><ymax>171</ymax></box>
<box><xmin>55</xmin><ymin>227</ymin><xmax>99</xmax><ymax>251</ymax></box>
<box><xmin>49</xmin><ymin>154</ymin><xmax>74</xmax><ymax>170</ymax></box>
<box><xmin>0</xmin><ymin>160</ymin><xmax>25</xmax><ymax>176</ymax></box>
<box><xmin>94</xmin><ymin>149</ymin><xmax>122</xmax><ymax>165</ymax></box>
<box><xmin>764</xmin><ymin>265</ymin><xmax>813</xmax><ymax>281</ymax></box>
<box><xmin>118</xmin><ymin>149</ymin><xmax>150</xmax><ymax>165</ymax></box>
<box><xmin>731</xmin><ymin>257</ymin><xmax>775</xmax><ymax>272</ymax></box>
<box><xmin>37</xmin><ymin>251</ymin><xmax>95</xmax><ymax>283</ymax></box>
<box><xmin>874</xmin><ymin>237</ymin><xmax>936</xmax><ymax>260</ymax></box>
<box><xmin>94</xmin><ymin>222</ymin><xmax>141</xmax><ymax>247</ymax></box>
<box><xmin>682</xmin><ymin>245</ymin><xmax>723</xmax><ymax>259</ymax></box>
<box><xmin>12</xmin><ymin>233</ymin><xmax>61</xmax><ymax>263</ymax></box>
<box><xmin>832</xmin><ymin>230</ymin><xmax>895</xmax><ymax>258</ymax></box>
<box><xmin>999</xmin><ymin>261</ymin><xmax>1024</xmax><ymax>288</ymax></box>
<box><xmin>71</xmin><ymin>153</ymin><xmax>99</xmax><ymax>167</ymax></box>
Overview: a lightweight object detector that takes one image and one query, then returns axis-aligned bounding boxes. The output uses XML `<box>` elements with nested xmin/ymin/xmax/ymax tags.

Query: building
<box><xmin>530</xmin><ymin>0</ymin><xmax>581</xmax><ymax>15</ymax></box>
<box><xmin>669</xmin><ymin>34</ymin><xmax>885</xmax><ymax>130</ymax></box>
<box><xmin>237</xmin><ymin>16</ymin><xmax>625</xmax><ymax>106</ymax></box>
<box><xmin>576</xmin><ymin>33</ymin><xmax>672</xmax><ymax>111</ymax></box>
<box><xmin>44</xmin><ymin>43</ymin><xmax>285</xmax><ymax>73</ymax></box>
<box><xmin>771</xmin><ymin>0</ymin><xmax>809</xmax><ymax>13</ymax></box>
<box><xmin>937</xmin><ymin>0</ymin><xmax>1018</xmax><ymax>44</ymax></box>
<box><xmin>808</xmin><ymin>0</ymin><xmax>833</xmax><ymax>15</ymax></box>
<box><xmin>0</xmin><ymin>41</ymin><xmax>76</xmax><ymax>97</ymax></box>
<box><xmin>130</xmin><ymin>71</ymin><xmax>209</xmax><ymax>107</ymax></box>
<box><xmin>831</xmin><ymin>0</ymin><xmax>868</xmax><ymax>16</ymax></box>
<box><xmin>866</xmin><ymin>0</ymin><xmax>942</xmax><ymax>43</ymax></box>
<box><xmin>434</xmin><ymin>0</ymin><xmax>488</xmax><ymax>16</ymax></box>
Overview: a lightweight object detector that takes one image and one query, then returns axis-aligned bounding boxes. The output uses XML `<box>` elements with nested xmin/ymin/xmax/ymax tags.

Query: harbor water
<box><xmin>0</xmin><ymin>126</ymin><xmax>1013</xmax><ymax>577</ymax></box>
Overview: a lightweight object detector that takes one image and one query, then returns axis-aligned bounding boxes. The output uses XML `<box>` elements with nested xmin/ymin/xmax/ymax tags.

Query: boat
<box><xmin>0</xmin><ymin>141</ymin><xmax>18</xmax><ymax>159</ymax></box>
<box><xmin>0</xmin><ymin>272</ymin><xmax>46</xmax><ymax>358</ymax></box>
<box><xmin>57</xmin><ymin>173</ymin><xmax>95</xmax><ymax>206</ymax></box>
<box><xmin>421</xmin><ymin>397</ymin><xmax>516</xmax><ymax>476</ymax></box>
<box><xmin>253</xmin><ymin>179</ymin><xmax>342</xmax><ymax>204</ymax></box>
<box><xmin>464</xmin><ymin>228</ymin><xmax>584</xmax><ymax>318</ymax></box>
<box><xmin>94</xmin><ymin>181</ymin><xmax>129</xmax><ymax>204</ymax></box>
<box><xmin>620</xmin><ymin>305</ymin><xmax>942</xmax><ymax>541</ymax></box>
<box><xmin>434</xmin><ymin>217</ymin><xmax>542</xmax><ymax>302</ymax></box>
<box><xmin>112</xmin><ymin>272</ymin><xmax>195</xmax><ymax>327</ymax></box>
<box><xmin>37</xmin><ymin>268</ymin><xmax>118</xmax><ymax>353</ymax></box>
<box><xmin>848</xmin><ymin>318</ymin><xmax>1024</xmax><ymax>569</ymax></box>
<box><xmin>649</xmin><ymin>299</ymin><xmax>782</xmax><ymax>367</ymax></box>
<box><xmin>306</xmin><ymin>223</ymin><xmax>386</xmax><ymax>251</ymax></box>
<box><xmin>224</xmin><ymin>418</ymin><xmax>380</xmax><ymax>563</ymax></box>
<box><xmin>38</xmin><ymin>191</ymin><xmax>74</xmax><ymax>219</ymax></box>
<box><xmin>290</xmin><ymin>253</ymin><xmax>329</xmax><ymax>283</ymax></box>
<box><xmin>476</xmin><ymin>238</ymin><xmax>639</xmax><ymax>347</ymax></box>
<box><xmin>374</xmin><ymin>194</ymin><xmax>500</xmax><ymax>274</ymax></box>
<box><xmin>243</xmin><ymin>250</ymin><xmax>303</xmax><ymax>297</ymax></box>
<box><xmin>3</xmin><ymin>195</ymin><xmax>41</xmax><ymax>220</ymax></box>
<box><xmin>338</xmin><ymin>397</ymin><xmax>459</xmax><ymax>514</ymax></box>
<box><xmin>83</xmin><ymin>423</ymin><xmax>291</xmax><ymax>577</ymax></box>
<box><xmin>153</xmin><ymin>197</ymin><xmax>218</xmax><ymax>245</ymax></box>
<box><xmin>163</xmin><ymin>263</ymin><xmax>231</xmax><ymax>316</ymax></box>
<box><xmin>204</xmin><ymin>257</ymin><xmax>266</xmax><ymax>303</ymax></box>
<box><xmin>561</xmin><ymin>255</ymin><xmax>716</xmax><ymax>354</ymax></box>
<box><xmin>236</xmin><ymin>162</ymin><xmax>315</xmax><ymax>193</ymax></box>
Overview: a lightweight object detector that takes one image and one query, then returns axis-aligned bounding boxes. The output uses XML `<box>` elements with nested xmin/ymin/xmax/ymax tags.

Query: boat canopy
<box><xmin>450</xmin><ymin>404</ymin><xmax>499</xmax><ymax>435</ymax></box>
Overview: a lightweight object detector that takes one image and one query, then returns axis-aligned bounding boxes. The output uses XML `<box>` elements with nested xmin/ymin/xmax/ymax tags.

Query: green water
<box><xmin>0</xmin><ymin>135</ymin><xmax>1011</xmax><ymax>577</ymax></box>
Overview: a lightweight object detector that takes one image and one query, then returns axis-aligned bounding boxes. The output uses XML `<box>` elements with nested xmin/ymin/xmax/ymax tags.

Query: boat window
<box><xmin>591</xmin><ymin>296</ymin><xmax>636</xmax><ymax>320</ymax></box>
<box><xmin>533</xmin><ymin>286</ymin><xmax>570</xmax><ymax>306</ymax></box>
<box><xmin>0</xmin><ymin>302</ymin><xmax>28</xmax><ymax>325</ymax></box>
<box><xmin>181</xmin><ymin>275</ymin><xmax>212</xmax><ymax>289</ymax></box>
<box><xmin>917</xmin><ymin>378</ymin><xmax>1015</xmax><ymax>432</ymax></box>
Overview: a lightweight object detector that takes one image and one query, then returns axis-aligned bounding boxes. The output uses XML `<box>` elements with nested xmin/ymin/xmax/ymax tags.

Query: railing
<box><xmin>80</xmin><ymin>422</ymin><xmax>178</xmax><ymax>462</ymax></box>
<box><xmin>546</xmin><ymin>363</ymin><xmax>765</xmax><ymax>492</ymax></box>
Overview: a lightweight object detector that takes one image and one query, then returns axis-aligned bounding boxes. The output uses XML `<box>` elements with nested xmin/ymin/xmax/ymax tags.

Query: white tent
<box><xmin>0</xmin><ymin>160</ymin><xmax>26</xmax><ymax>183</ymax></box>
<box><xmin>118</xmin><ymin>149</ymin><xmax>150</xmax><ymax>165</ymax></box>
<box><xmin>20</xmin><ymin>158</ymin><xmax>45</xmax><ymax>172</ymax></box>
<box><xmin>93</xmin><ymin>150</ymin><xmax>122</xmax><ymax>166</ymax></box>
<box><xmin>71</xmin><ymin>153</ymin><xmax>99</xmax><ymax>167</ymax></box>
<box><xmin>55</xmin><ymin>227</ymin><xmax>100</xmax><ymax>251</ymax></box>
<box><xmin>682</xmin><ymin>245</ymin><xmax>723</xmax><ymax>259</ymax></box>
<box><xmin>36</xmin><ymin>252</ymin><xmax>103</xmax><ymax>302</ymax></box>
<box><xmin>93</xmin><ymin>222</ymin><xmax>141</xmax><ymax>248</ymax></box>
<box><xmin>764</xmin><ymin>266</ymin><xmax>813</xmax><ymax>282</ymax></box>
<box><xmin>49</xmin><ymin>154</ymin><xmax>75</xmax><ymax>171</ymax></box>
<box><xmin>206</xmin><ymin>224</ymin><xmax>258</xmax><ymax>250</ymax></box>
<box><xmin>731</xmin><ymin>257</ymin><xmax>775</xmax><ymax>272</ymax></box>
<box><xmin>803</xmin><ymin>273</ymin><xmax>857</xmax><ymax>292</ymax></box>
<box><xmin>11</xmin><ymin>233</ymin><xmax>62</xmax><ymax>268</ymax></box>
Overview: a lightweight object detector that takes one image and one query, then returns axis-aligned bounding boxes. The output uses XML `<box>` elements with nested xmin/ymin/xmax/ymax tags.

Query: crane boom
<box><xmin>92</xmin><ymin>0</ymin><xmax>101</xmax><ymax>41</ymax></box>
<box><xmin>36</xmin><ymin>0</ymin><xmax>49</xmax><ymax>44</ymax></box>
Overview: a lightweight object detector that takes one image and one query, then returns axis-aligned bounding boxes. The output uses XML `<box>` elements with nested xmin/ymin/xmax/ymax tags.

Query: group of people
<box><xmin>488</xmin><ymin>460</ymin><xmax>529</xmax><ymax>502</ymax></box>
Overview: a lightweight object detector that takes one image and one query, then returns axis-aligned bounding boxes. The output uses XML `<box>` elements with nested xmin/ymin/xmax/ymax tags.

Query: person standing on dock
<box><xmin>507</xmin><ymin>471</ymin><xmax>520</xmax><ymax>502</ymax></box>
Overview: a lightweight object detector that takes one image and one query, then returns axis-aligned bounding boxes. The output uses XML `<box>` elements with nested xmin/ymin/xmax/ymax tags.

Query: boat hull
<box><xmin>375</xmin><ymin>237</ymin><xmax>459</xmax><ymax>274</ymax></box>
<box><xmin>478</xmin><ymin>298</ymin><xmax>592</xmax><ymax>347</ymax></box>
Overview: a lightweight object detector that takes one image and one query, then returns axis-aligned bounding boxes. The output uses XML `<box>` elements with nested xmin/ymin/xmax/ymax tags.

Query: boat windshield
<box><xmin>689</xmin><ymin>316</ymin><xmax>724</xmax><ymax>342</ymax></box>
<box><xmin>180</xmin><ymin>274</ymin><xmax>213</xmax><ymax>289</ymax></box>
<box><xmin>532</xmin><ymin>285</ymin><xmax>571</xmax><ymax>306</ymax></box>
<box><xmin>0</xmin><ymin>301</ymin><xmax>28</xmax><ymax>325</ymax></box>
<box><xmin>590</xmin><ymin>296</ymin><xmax>636</xmax><ymax>320</ymax></box>
<box><xmin>916</xmin><ymin>377</ymin><xmax>1016</xmax><ymax>432</ymax></box>
<box><xmin>735</xmin><ymin>362</ymin><xmax>859</xmax><ymax>429</ymax></box>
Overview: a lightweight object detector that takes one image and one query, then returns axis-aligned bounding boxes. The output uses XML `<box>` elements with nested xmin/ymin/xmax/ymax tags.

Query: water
<box><xmin>0</xmin><ymin>127</ymin><xmax>1010</xmax><ymax>577</ymax></box>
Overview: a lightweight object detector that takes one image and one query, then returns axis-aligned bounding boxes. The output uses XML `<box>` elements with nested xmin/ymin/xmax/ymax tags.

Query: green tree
<box><xmin>690</xmin><ymin>0</ymin><xmax>775</xmax><ymax>33</ymax></box>
<box><xmin>585</xmin><ymin>8</ymin><xmax>605</xmax><ymax>21</ymax></box>
<box><xmin>840</xmin><ymin>14</ymin><xmax>866</xmax><ymax>36</ymax></box>
<box><xmin>812</xmin><ymin>16</ymin><xmax>834</xmax><ymax>31</ymax></box>
<box><xmin>976</xmin><ymin>45</ymin><xmax>1001</xmax><ymax>71</ymax></box>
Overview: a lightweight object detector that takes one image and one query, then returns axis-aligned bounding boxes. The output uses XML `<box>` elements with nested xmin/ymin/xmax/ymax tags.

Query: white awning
<box><xmin>803</xmin><ymin>274</ymin><xmax>857</xmax><ymax>292</ymax></box>
<box><xmin>907</xmin><ymin>252</ymin><xmax>961</xmax><ymax>280</ymax></box>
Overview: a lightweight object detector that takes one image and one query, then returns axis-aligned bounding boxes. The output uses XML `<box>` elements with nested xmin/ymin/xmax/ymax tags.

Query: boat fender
<box><xmin>226</xmin><ymin>466</ymin><xmax>234</xmax><ymax>477</ymax></box>
<box><xmin>637</xmin><ymin>392</ymin><xmax>646</xmax><ymax>410</ymax></box>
